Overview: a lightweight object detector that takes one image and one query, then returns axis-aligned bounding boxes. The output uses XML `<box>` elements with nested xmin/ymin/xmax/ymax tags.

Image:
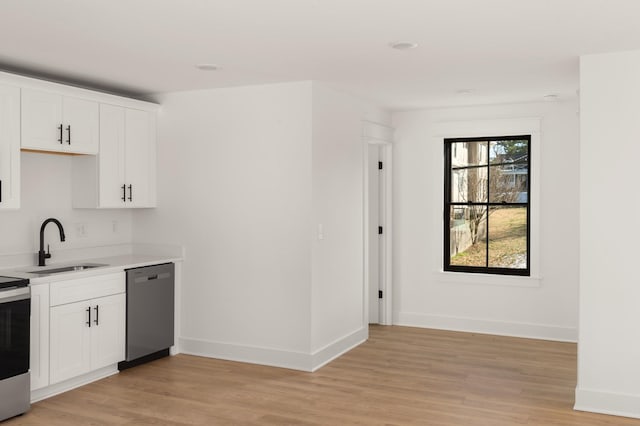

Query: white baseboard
<box><xmin>311</xmin><ymin>327</ymin><xmax>368</xmax><ymax>372</ymax></box>
<box><xmin>179</xmin><ymin>327</ymin><xmax>368</xmax><ymax>372</ymax></box>
<box><xmin>575</xmin><ymin>387</ymin><xmax>640</xmax><ymax>419</ymax></box>
<box><xmin>31</xmin><ymin>365</ymin><xmax>119</xmax><ymax>403</ymax></box>
<box><xmin>179</xmin><ymin>337</ymin><xmax>312</xmax><ymax>371</ymax></box>
<box><xmin>395</xmin><ymin>312</ymin><xmax>577</xmax><ymax>342</ymax></box>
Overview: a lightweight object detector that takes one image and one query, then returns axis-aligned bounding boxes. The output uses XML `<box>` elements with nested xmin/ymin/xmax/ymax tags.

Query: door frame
<box><xmin>363</xmin><ymin>120</ymin><xmax>393</xmax><ymax>326</ymax></box>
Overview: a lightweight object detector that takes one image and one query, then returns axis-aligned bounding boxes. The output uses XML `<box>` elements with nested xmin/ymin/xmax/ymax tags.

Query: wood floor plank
<box><xmin>6</xmin><ymin>325</ymin><xmax>640</xmax><ymax>425</ymax></box>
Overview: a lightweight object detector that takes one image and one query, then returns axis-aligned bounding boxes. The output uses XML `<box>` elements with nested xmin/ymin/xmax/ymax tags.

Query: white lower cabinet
<box><xmin>49</xmin><ymin>293</ymin><xmax>125</xmax><ymax>384</ymax></box>
<box><xmin>46</xmin><ymin>272</ymin><xmax>126</xmax><ymax>386</ymax></box>
<box><xmin>30</xmin><ymin>283</ymin><xmax>50</xmax><ymax>391</ymax></box>
<box><xmin>49</xmin><ymin>299</ymin><xmax>92</xmax><ymax>384</ymax></box>
<box><xmin>89</xmin><ymin>293</ymin><xmax>126</xmax><ymax>370</ymax></box>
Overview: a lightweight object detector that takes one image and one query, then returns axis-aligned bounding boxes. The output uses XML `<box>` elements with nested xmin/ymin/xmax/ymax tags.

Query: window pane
<box><xmin>489</xmin><ymin>139</ymin><xmax>529</xmax><ymax>165</ymax></box>
<box><xmin>488</xmin><ymin>207</ymin><xmax>527</xmax><ymax>269</ymax></box>
<box><xmin>488</xmin><ymin>165</ymin><xmax>528</xmax><ymax>203</ymax></box>
<box><xmin>449</xmin><ymin>206</ymin><xmax>487</xmax><ymax>267</ymax></box>
<box><xmin>451</xmin><ymin>141</ymin><xmax>488</xmax><ymax>167</ymax></box>
<box><xmin>445</xmin><ymin>135</ymin><xmax>530</xmax><ymax>276</ymax></box>
<box><xmin>451</xmin><ymin>167</ymin><xmax>488</xmax><ymax>203</ymax></box>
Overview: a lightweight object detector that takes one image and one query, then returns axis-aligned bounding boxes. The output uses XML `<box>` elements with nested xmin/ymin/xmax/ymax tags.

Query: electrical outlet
<box><xmin>75</xmin><ymin>223</ymin><xmax>87</xmax><ymax>238</ymax></box>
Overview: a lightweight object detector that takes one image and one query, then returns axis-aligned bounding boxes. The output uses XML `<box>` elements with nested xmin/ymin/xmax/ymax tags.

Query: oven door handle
<box><xmin>0</xmin><ymin>287</ymin><xmax>30</xmax><ymax>303</ymax></box>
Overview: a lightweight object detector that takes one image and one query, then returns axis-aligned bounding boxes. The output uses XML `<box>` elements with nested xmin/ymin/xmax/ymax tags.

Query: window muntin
<box><xmin>444</xmin><ymin>136</ymin><xmax>530</xmax><ymax>276</ymax></box>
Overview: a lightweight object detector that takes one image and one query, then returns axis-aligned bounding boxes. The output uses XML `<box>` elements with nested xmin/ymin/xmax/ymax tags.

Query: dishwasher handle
<box><xmin>134</xmin><ymin>272</ymin><xmax>171</xmax><ymax>283</ymax></box>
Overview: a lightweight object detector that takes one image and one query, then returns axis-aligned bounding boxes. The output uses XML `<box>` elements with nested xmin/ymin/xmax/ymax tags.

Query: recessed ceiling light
<box><xmin>543</xmin><ymin>94</ymin><xmax>559</xmax><ymax>101</ymax></box>
<box><xmin>196</xmin><ymin>64</ymin><xmax>221</xmax><ymax>71</ymax></box>
<box><xmin>389</xmin><ymin>41</ymin><xmax>418</xmax><ymax>50</ymax></box>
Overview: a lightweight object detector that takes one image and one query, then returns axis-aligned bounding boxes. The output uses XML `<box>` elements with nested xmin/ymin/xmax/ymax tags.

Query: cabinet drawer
<box><xmin>50</xmin><ymin>272</ymin><xmax>125</xmax><ymax>306</ymax></box>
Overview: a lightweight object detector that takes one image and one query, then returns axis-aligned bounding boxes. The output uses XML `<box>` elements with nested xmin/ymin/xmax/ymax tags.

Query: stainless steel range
<box><xmin>0</xmin><ymin>276</ymin><xmax>30</xmax><ymax>421</ymax></box>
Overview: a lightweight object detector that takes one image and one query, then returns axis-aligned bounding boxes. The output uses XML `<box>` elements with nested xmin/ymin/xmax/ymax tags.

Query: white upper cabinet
<box><xmin>0</xmin><ymin>70</ymin><xmax>158</xmax><ymax>209</ymax></box>
<box><xmin>124</xmin><ymin>107</ymin><xmax>154</xmax><ymax>207</ymax></box>
<box><xmin>22</xmin><ymin>88</ymin><xmax>99</xmax><ymax>154</ymax></box>
<box><xmin>0</xmin><ymin>84</ymin><xmax>20</xmax><ymax>209</ymax></box>
<box><xmin>98</xmin><ymin>104</ymin><xmax>127</xmax><ymax>206</ymax></box>
<box><xmin>63</xmin><ymin>96</ymin><xmax>99</xmax><ymax>153</ymax></box>
<box><xmin>72</xmin><ymin>104</ymin><xmax>156</xmax><ymax>208</ymax></box>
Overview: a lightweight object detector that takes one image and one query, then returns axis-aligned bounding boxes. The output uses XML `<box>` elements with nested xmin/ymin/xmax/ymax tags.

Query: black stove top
<box><xmin>0</xmin><ymin>276</ymin><xmax>29</xmax><ymax>289</ymax></box>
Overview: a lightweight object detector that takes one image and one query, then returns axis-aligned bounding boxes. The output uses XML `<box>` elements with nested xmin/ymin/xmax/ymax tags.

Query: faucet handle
<box><xmin>45</xmin><ymin>244</ymin><xmax>51</xmax><ymax>259</ymax></box>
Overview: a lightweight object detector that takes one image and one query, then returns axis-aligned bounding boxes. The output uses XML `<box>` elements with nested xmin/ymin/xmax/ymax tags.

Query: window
<box><xmin>444</xmin><ymin>135</ymin><xmax>530</xmax><ymax>276</ymax></box>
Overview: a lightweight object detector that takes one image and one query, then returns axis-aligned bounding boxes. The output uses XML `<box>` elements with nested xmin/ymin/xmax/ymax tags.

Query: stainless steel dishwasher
<box><xmin>119</xmin><ymin>263</ymin><xmax>174</xmax><ymax>370</ymax></box>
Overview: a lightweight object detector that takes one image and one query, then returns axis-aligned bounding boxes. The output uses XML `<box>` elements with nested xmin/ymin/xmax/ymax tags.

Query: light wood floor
<box><xmin>7</xmin><ymin>326</ymin><xmax>640</xmax><ymax>425</ymax></box>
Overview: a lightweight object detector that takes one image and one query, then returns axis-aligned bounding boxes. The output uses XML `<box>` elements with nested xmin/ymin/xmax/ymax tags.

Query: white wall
<box><xmin>0</xmin><ymin>152</ymin><xmax>132</xmax><ymax>261</ymax></box>
<box><xmin>310</xmin><ymin>84</ymin><xmax>368</xmax><ymax>357</ymax></box>
<box><xmin>133</xmin><ymin>81</ymin><xmax>388</xmax><ymax>371</ymax></box>
<box><xmin>392</xmin><ymin>100</ymin><xmax>579</xmax><ymax>341</ymax></box>
<box><xmin>134</xmin><ymin>82</ymin><xmax>314</xmax><ymax>364</ymax></box>
<box><xmin>576</xmin><ymin>50</ymin><xmax>640</xmax><ymax>419</ymax></box>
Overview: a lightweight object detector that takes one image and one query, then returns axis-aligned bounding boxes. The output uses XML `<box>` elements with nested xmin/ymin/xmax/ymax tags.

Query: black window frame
<box><xmin>443</xmin><ymin>135</ymin><xmax>531</xmax><ymax>276</ymax></box>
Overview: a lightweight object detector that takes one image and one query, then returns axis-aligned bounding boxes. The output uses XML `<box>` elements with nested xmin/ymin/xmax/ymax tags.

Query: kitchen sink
<box><xmin>27</xmin><ymin>263</ymin><xmax>108</xmax><ymax>275</ymax></box>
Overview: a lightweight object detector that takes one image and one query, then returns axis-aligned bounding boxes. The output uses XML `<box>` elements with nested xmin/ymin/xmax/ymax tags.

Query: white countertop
<box><xmin>0</xmin><ymin>249</ymin><xmax>183</xmax><ymax>284</ymax></box>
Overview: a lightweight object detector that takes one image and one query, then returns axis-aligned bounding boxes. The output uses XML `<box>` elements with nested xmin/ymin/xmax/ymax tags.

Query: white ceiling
<box><xmin>2</xmin><ymin>0</ymin><xmax>640</xmax><ymax>110</ymax></box>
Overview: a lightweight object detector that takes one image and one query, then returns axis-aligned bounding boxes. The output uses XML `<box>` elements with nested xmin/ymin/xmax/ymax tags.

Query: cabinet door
<box><xmin>30</xmin><ymin>284</ymin><xmax>50</xmax><ymax>391</ymax></box>
<box><xmin>72</xmin><ymin>105</ymin><xmax>157</xmax><ymax>209</ymax></box>
<box><xmin>91</xmin><ymin>293</ymin><xmax>125</xmax><ymax>370</ymax></box>
<box><xmin>63</xmin><ymin>97</ymin><xmax>99</xmax><ymax>154</ymax></box>
<box><xmin>21</xmin><ymin>88</ymin><xmax>63</xmax><ymax>152</ymax></box>
<box><xmin>125</xmin><ymin>108</ymin><xmax>154</xmax><ymax>207</ymax></box>
<box><xmin>49</xmin><ymin>300</ymin><xmax>92</xmax><ymax>384</ymax></box>
<box><xmin>0</xmin><ymin>84</ymin><xmax>20</xmax><ymax>209</ymax></box>
<box><xmin>98</xmin><ymin>104</ymin><xmax>127</xmax><ymax>207</ymax></box>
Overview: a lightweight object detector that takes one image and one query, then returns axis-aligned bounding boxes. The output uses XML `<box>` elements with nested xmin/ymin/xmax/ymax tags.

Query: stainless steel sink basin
<box><xmin>27</xmin><ymin>263</ymin><xmax>108</xmax><ymax>275</ymax></box>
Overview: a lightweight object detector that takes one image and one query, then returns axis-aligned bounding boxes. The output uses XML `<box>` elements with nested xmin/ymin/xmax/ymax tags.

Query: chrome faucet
<box><xmin>38</xmin><ymin>218</ymin><xmax>66</xmax><ymax>266</ymax></box>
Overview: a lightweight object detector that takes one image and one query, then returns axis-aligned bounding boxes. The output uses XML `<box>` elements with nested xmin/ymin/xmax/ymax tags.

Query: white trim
<box><xmin>361</xmin><ymin>119</ymin><xmax>395</xmax><ymax>130</ymax></box>
<box><xmin>31</xmin><ymin>365</ymin><xmax>119</xmax><ymax>403</ymax></box>
<box><xmin>362</xmin><ymin>120</ymin><xmax>394</xmax><ymax>144</ymax></box>
<box><xmin>434</xmin><ymin>117</ymin><xmax>541</xmax><ymax>282</ymax></box>
<box><xmin>179</xmin><ymin>327</ymin><xmax>367</xmax><ymax>372</ymax></box>
<box><xmin>363</xmin><ymin>141</ymin><xmax>371</xmax><ymax>327</ymax></box>
<box><xmin>171</xmin><ymin>261</ymin><xmax>183</xmax><ymax>355</ymax></box>
<box><xmin>310</xmin><ymin>327</ymin><xmax>368</xmax><ymax>372</ymax></box>
<box><xmin>366</xmin><ymin>136</ymin><xmax>395</xmax><ymax>145</ymax></box>
<box><xmin>434</xmin><ymin>270</ymin><xmax>541</xmax><ymax>288</ymax></box>
<box><xmin>179</xmin><ymin>337</ymin><xmax>311</xmax><ymax>371</ymax></box>
<box><xmin>396</xmin><ymin>312</ymin><xmax>577</xmax><ymax>342</ymax></box>
<box><xmin>381</xmin><ymin>145</ymin><xmax>393</xmax><ymax>325</ymax></box>
<box><xmin>575</xmin><ymin>388</ymin><xmax>640</xmax><ymax>419</ymax></box>
<box><xmin>362</xmin><ymin>118</ymin><xmax>394</xmax><ymax>326</ymax></box>
<box><xmin>0</xmin><ymin>70</ymin><xmax>158</xmax><ymax>111</ymax></box>
<box><xmin>363</xmin><ymin>132</ymin><xmax>393</xmax><ymax>326</ymax></box>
